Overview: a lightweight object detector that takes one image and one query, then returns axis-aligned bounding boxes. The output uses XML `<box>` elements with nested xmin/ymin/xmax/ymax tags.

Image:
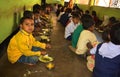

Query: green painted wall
<box><xmin>78</xmin><ymin>4</ymin><xmax>120</xmax><ymax>20</ymax></box>
<box><xmin>1</xmin><ymin>0</ymin><xmax>120</xmax><ymax>43</ymax></box>
<box><xmin>77</xmin><ymin>4</ymin><xmax>90</xmax><ymax>11</ymax></box>
<box><xmin>91</xmin><ymin>6</ymin><xmax>120</xmax><ymax>20</ymax></box>
<box><xmin>46</xmin><ymin>0</ymin><xmax>60</xmax><ymax>4</ymax></box>
<box><xmin>46</xmin><ymin>0</ymin><xmax>63</xmax><ymax>5</ymax></box>
<box><xmin>0</xmin><ymin>0</ymin><xmax>40</xmax><ymax>43</ymax></box>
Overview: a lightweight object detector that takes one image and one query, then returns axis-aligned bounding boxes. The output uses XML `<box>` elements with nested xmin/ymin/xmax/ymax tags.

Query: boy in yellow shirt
<box><xmin>7</xmin><ymin>17</ymin><xmax>51</xmax><ymax>65</ymax></box>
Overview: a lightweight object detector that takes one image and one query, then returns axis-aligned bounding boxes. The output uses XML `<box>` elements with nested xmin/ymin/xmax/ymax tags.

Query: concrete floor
<box><xmin>0</xmin><ymin>13</ymin><xmax>93</xmax><ymax>77</ymax></box>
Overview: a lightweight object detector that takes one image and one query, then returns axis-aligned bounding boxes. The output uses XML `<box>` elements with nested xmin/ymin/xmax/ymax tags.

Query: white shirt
<box><xmin>35</xmin><ymin>18</ymin><xmax>41</xmax><ymax>23</ymax></box>
<box><xmin>64</xmin><ymin>20</ymin><xmax>79</xmax><ymax>38</ymax></box>
<box><xmin>90</xmin><ymin>42</ymin><xmax>120</xmax><ymax>58</ymax></box>
<box><xmin>76</xmin><ymin>30</ymin><xmax>98</xmax><ymax>55</ymax></box>
<box><xmin>57</xmin><ymin>12</ymin><xmax>64</xmax><ymax>21</ymax></box>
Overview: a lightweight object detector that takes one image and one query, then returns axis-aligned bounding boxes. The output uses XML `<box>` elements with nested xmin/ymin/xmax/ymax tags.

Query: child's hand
<box><xmin>46</xmin><ymin>44</ymin><xmax>51</xmax><ymax>48</ymax></box>
<box><xmin>86</xmin><ymin>42</ymin><xmax>93</xmax><ymax>49</ymax></box>
<box><xmin>41</xmin><ymin>51</ymin><xmax>47</xmax><ymax>55</ymax></box>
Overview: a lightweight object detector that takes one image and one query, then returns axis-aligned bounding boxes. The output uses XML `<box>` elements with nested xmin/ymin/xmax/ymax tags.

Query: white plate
<box><xmin>39</xmin><ymin>55</ymin><xmax>53</xmax><ymax>63</ymax></box>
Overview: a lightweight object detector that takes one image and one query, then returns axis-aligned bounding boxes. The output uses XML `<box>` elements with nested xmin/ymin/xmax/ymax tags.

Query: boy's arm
<box><xmin>33</xmin><ymin>40</ymin><xmax>46</xmax><ymax>49</ymax></box>
<box><xmin>17</xmin><ymin>39</ymin><xmax>41</xmax><ymax>56</ymax></box>
<box><xmin>75</xmin><ymin>36</ymin><xmax>89</xmax><ymax>55</ymax></box>
<box><xmin>86</xmin><ymin>42</ymin><xmax>93</xmax><ymax>56</ymax></box>
<box><xmin>75</xmin><ymin>31</ymin><xmax>97</xmax><ymax>55</ymax></box>
<box><xmin>86</xmin><ymin>42</ymin><xmax>93</xmax><ymax>49</ymax></box>
<box><xmin>32</xmin><ymin>36</ymin><xmax>46</xmax><ymax>49</ymax></box>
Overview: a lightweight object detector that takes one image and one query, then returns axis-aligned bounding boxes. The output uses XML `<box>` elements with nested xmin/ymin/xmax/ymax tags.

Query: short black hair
<box><xmin>19</xmin><ymin>17</ymin><xmax>33</xmax><ymax>24</ymax></box>
<box><xmin>60</xmin><ymin>6</ymin><xmax>65</xmax><ymax>12</ymax></box>
<box><xmin>72</xmin><ymin>12</ymin><xmax>80</xmax><ymax>19</ymax></box>
<box><xmin>85</xmin><ymin>10</ymin><xmax>89</xmax><ymax>14</ymax></box>
<box><xmin>82</xmin><ymin>19</ymin><xmax>95</xmax><ymax>30</ymax></box>
<box><xmin>102</xmin><ymin>29</ymin><xmax>110</xmax><ymax>42</ymax></box>
<box><xmin>33</xmin><ymin>10</ymin><xmax>39</xmax><ymax>14</ymax></box>
<box><xmin>65</xmin><ymin>8</ymin><xmax>72</xmax><ymax>13</ymax></box>
<box><xmin>33</xmin><ymin>4</ymin><xmax>41</xmax><ymax>12</ymax></box>
<box><xmin>23</xmin><ymin>10</ymin><xmax>33</xmax><ymax>18</ymax></box>
<box><xmin>109</xmin><ymin>17</ymin><xmax>116</xmax><ymax>23</ymax></box>
<box><xmin>81</xmin><ymin>14</ymin><xmax>92</xmax><ymax>23</ymax></box>
<box><xmin>110</xmin><ymin>22</ymin><xmax>120</xmax><ymax>45</ymax></box>
<box><xmin>92</xmin><ymin>10</ymin><xmax>97</xmax><ymax>16</ymax></box>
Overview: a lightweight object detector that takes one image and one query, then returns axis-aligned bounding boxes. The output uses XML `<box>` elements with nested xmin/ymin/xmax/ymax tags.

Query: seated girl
<box><xmin>91</xmin><ymin>22</ymin><xmax>120</xmax><ymax>77</ymax></box>
<box><xmin>86</xmin><ymin>28</ymin><xmax>110</xmax><ymax>72</ymax></box>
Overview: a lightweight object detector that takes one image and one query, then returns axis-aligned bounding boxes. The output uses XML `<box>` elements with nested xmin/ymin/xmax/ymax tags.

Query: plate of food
<box><xmin>39</xmin><ymin>55</ymin><xmax>53</xmax><ymax>63</ymax></box>
<box><xmin>40</xmin><ymin>35</ymin><xmax>48</xmax><ymax>39</ymax></box>
<box><xmin>42</xmin><ymin>29</ymin><xmax>49</xmax><ymax>32</ymax></box>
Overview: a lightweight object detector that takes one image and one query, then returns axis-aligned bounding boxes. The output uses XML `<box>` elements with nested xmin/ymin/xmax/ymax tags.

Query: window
<box><xmin>65</xmin><ymin>0</ymin><xmax>70</xmax><ymax>2</ymax></box>
<box><xmin>76</xmin><ymin>0</ymin><xmax>89</xmax><ymax>4</ymax></box>
<box><xmin>66</xmin><ymin>0</ymin><xmax>89</xmax><ymax>4</ymax></box>
<box><xmin>110</xmin><ymin>0</ymin><xmax>120</xmax><ymax>8</ymax></box>
<box><xmin>94</xmin><ymin>0</ymin><xmax>110</xmax><ymax>7</ymax></box>
<box><xmin>94</xmin><ymin>0</ymin><xmax>120</xmax><ymax>8</ymax></box>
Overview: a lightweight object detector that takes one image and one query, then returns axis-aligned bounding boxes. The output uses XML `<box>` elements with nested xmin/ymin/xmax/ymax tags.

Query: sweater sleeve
<box><xmin>19</xmin><ymin>42</ymin><xmax>41</xmax><ymax>56</ymax></box>
<box><xmin>16</xmin><ymin>36</ymin><xmax>41</xmax><ymax>56</ymax></box>
<box><xmin>76</xmin><ymin>34</ymin><xmax>90</xmax><ymax>54</ymax></box>
<box><xmin>32</xmin><ymin>35</ymin><xmax>46</xmax><ymax>49</ymax></box>
<box><xmin>76</xmin><ymin>30</ymin><xmax>98</xmax><ymax>55</ymax></box>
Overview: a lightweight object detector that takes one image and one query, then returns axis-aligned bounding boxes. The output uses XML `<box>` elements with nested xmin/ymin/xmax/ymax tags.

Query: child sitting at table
<box><xmin>7</xmin><ymin>17</ymin><xmax>51</xmax><ymax>65</ymax></box>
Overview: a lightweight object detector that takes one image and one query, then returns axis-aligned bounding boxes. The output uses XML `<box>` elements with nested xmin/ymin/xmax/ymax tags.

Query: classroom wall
<box><xmin>46</xmin><ymin>0</ymin><xmax>60</xmax><ymax>4</ymax></box>
<box><xmin>77</xmin><ymin>4</ymin><xmax>90</xmax><ymax>11</ymax></box>
<box><xmin>0</xmin><ymin>0</ymin><xmax>40</xmax><ymax>44</ymax></box>
<box><xmin>46</xmin><ymin>0</ymin><xmax>64</xmax><ymax>5</ymax></box>
<box><xmin>1</xmin><ymin>0</ymin><xmax>120</xmax><ymax>44</ymax></box>
<box><xmin>91</xmin><ymin>6</ymin><xmax>120</xmax><ymax>20</ymax></box>
<box><xmin>77</xmin><ymin>4</ymin><xmax>120</xmax><ymax>20</ymax></box>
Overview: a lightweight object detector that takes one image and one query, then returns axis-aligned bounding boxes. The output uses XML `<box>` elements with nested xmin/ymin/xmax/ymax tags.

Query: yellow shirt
<box><xmin>76</xmin><ymin>30</ymin><xmax>98</xmax><ymax>55</ymax></box>
<box><xmin>7</xmin><ymin>30</ymin><xmax>46</xmax><ymax>64</ymax></box>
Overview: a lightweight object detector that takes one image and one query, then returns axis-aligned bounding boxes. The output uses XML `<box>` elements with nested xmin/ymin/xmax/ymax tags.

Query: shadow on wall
<box><xmin>12</xmin><ymin>12</ymin><xmax>18</xmax><ymax>32</ymax></box>
<box><xmin>12</xmin><ymin>5</ymin><xmax>25</xmax><ymax>31</ymax></box>
<box><xmin>12</xmin><ymin>5</ymin><xmax>26</xmax><ymax>36</ymax></box>
<box><xmin>0</xmin><ymin>12</ymin><xmax>21</xmax><ymax>58</ymax></box>
<box><xmin>0</xmin><ymin>5</ymin><xmax>30</xmax><ymax>57</ymax></box>
<box><xmin>12</xmin><ymin>12</ymin><xmax>21</xmax><ymax>38</ymax></box>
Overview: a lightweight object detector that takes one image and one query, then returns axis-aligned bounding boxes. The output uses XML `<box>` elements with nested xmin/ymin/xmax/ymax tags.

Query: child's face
<box><xmin>40</xmin><ymin>11</ymin><xmax>45</xmax><ymax>16</ymax></box>
<box><xmin>20</xmin><ymin>19</ymin><xmax>34</xmax><ymax>34</ymax></box>
<box><xmin>72</xmin><ymin>18</ymin><xmax>79</xmax><ymax>25</ymax></box>
<box><xmin>34</xmin><ymin>13</ymin><xmax>40</xmax><ymax>19</ymax></box>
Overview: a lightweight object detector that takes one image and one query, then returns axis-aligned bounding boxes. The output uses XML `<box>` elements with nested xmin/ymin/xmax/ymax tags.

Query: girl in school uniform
<box><xmin>90</xmin><ymin>22</ymin><xmax>120</xmax><ymax>77</ymax></box>
<box><xmin>86</xmin><ymin>28</ymin><xmax>110</xmax><ymax>72</ymax></box>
